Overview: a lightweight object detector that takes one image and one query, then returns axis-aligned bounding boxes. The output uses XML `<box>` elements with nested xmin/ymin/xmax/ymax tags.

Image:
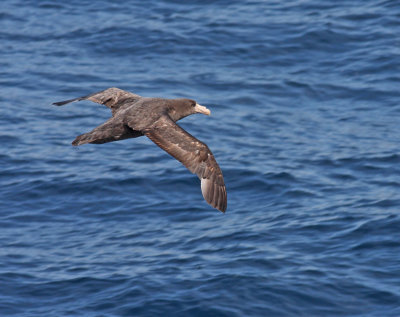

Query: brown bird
<box><xmin>53</xmin><ymin>87</ymin><xmax>227</xmax><ymax>212</ymax></box>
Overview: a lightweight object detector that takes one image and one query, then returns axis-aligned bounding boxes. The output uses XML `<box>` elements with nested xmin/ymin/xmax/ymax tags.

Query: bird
<box><xmin>53</xmin><ymin>87</ymin><xmax>227</xmax><ymax>213</ymax></box>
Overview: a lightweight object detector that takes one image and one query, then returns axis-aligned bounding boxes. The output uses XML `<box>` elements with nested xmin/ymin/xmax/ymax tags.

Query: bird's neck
<box><xmin>168</xmin><ymin>109</ymin><xmax>185</xmax><ymax>122</ymax></box>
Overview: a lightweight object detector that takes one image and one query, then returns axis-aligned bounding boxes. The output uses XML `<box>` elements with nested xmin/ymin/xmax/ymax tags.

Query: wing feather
<box><xmin>142</xmin><ymin>116</ymin><xmax>227</xmax><ymax>212</ymax></box>
<box><xmin>53</xmin><ymin>87</ymin><xmax>141</xmax><ymax>116</ymax></box>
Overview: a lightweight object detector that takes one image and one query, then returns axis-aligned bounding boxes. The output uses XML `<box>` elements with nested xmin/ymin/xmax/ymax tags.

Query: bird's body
<box><xmin>53</xmin><ymin>88</ymin><xmax>227</xmax><ymax>212</ymax></box>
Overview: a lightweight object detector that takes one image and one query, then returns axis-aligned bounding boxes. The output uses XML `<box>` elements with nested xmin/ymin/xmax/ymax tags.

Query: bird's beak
<box><xmin>194</xmin><ymin>103</ymin><xmax>211</xmax><ymax>115</ymax></box>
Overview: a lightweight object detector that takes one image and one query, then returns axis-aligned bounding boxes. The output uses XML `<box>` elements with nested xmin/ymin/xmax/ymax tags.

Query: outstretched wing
<box><xmin>53</xmin><ymin>87</ymin><xmax>142</xmax><ymax>115</ymax></box>
<box><xmin>141</xmin><ymin>116</ymin><xmax>227</xmax><ymax>212</ymax></box>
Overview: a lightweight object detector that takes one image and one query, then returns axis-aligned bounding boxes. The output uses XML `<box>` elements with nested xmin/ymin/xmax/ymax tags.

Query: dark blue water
<box><xmin>1</xmin><ymin>0</ymin><xmax>400</xmax><ymax>316</ymax></box>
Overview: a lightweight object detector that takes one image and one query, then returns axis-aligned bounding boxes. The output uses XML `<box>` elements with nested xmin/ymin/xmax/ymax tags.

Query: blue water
<box><xmin>1</xmin><ymin>0</ymin><xmax>400</xmax><ymax>316</ymax></box>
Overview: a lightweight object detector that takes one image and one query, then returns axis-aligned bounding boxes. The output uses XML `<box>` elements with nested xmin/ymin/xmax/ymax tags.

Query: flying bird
<box><xmin>53</xmin><ymin>88</ymin><xmax>227</xmax><ymax>212</ymax></box>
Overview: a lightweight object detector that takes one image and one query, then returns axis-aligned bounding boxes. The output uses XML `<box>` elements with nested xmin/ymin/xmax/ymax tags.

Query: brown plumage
<box><xmin>53</xmin><ymin>87</ymin><xmax>227</xmax><ymax>212</ymax></box>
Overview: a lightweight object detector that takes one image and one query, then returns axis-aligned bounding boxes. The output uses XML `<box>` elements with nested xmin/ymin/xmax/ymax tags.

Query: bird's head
<box><xmin>168</xmin><ymin>98</ymin><xmax>211</xmax><ymax>121</ymax></box>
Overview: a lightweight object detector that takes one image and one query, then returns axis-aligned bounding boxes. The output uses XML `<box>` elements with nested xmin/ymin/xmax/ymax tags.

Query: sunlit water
<box><xmin>1</xmin><ymin>1</ymin><xmax>400</xmax><ymax>316</ymax></box>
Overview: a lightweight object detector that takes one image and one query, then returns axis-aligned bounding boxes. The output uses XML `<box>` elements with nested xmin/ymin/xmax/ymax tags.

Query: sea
<box><xmin>1</xmin><ymin>0</ymin><xmax>400</xmax><ymax>316</ymax></box>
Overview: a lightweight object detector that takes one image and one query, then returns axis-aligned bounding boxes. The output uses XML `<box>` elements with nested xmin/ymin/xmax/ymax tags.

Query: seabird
<box><xmin>53</xmin><ymin>87</ymin><xmax>227</xmax><ymax>212</ymax></box>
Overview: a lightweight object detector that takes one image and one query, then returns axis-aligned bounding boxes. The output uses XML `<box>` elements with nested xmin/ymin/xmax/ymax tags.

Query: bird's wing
<box><xmin>141</xmin><ymin>116</ymin><xmax>227</xmax><ymax>212</ymax></box>
<box><xmin>53</xmin><ymin>87</ymin><xmax>141</xmax><ymax>115</ymax></box>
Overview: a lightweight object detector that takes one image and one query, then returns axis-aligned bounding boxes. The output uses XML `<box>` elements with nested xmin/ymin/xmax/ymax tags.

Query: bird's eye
<box><xmin>192</xmin><ymin>102</ymin><xmax>196</xmax><ymax>107</ymax></box>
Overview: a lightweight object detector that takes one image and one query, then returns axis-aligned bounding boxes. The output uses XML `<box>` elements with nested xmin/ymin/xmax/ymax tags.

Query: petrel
<box><xmin>53</xmin><ymin>87</ymin><xmax>227</xmax><ymax>212</ymax></box>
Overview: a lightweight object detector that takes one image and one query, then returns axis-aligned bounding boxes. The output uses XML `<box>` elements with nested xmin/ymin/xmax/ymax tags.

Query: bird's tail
<box><xmin>72</xmin><ymin>133</ymin><xmax>97</xmax><ymax>146</ymax></box>
<box><xmin>72</xmin><ymin>127</ymin><xmax>143</xmax><ymax>146</ymax></box>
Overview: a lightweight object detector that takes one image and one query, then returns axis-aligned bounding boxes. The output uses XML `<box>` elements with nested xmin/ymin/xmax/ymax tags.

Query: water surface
<box><xmin>1</xmin><ymin>0</ymin><xmax>400</xmax><ymax>316</ymax></box>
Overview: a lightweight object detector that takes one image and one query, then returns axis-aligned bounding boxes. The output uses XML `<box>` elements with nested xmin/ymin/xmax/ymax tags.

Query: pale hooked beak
<box><xmin>194</xmin><ymin>103</ymin><xmax>211</xmax><ymax>115</ymax></box>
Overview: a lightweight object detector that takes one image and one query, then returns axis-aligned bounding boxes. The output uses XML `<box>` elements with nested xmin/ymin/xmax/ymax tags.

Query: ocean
<box><xmin>1</xmin><ymin>0</ymin><xmax>400</xmax><ymax>316</ymax></box>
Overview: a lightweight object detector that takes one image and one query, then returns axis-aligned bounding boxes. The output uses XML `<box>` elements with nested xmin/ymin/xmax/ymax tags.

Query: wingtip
<box><xmin>52</xmin><ymin>97</ymin><xmax>83</xmax><ymax>107</ymax></box>
<box><xmin>217</xmin><ymin>200</ymin><xmax>227</xmax><ymax>213</ymax></box>
<box><xmin>53</xmin><ymin>100</ymin><xmax>70</xmax><ymax>106</ymax></box>
<box><xmin>201</xmin><ymin>178</ymin><xmax>227</xmax><ymax>213</ymax></box>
